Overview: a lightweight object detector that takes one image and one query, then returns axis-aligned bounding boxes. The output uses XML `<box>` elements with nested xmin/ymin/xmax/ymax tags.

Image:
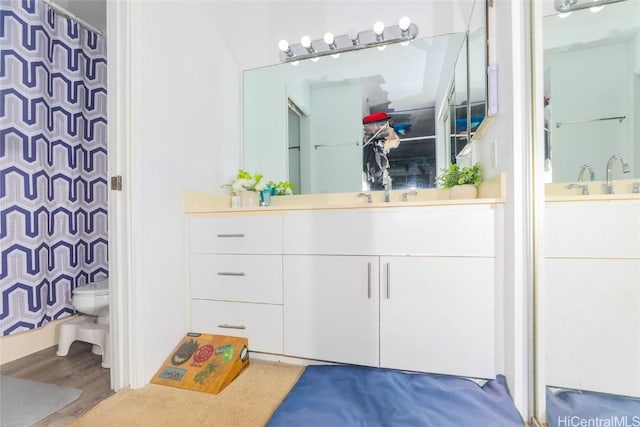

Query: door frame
<box><xmin>106</xmin><ymin>0</ymin><xmax>136</xmax><ymax>391</ymax></box>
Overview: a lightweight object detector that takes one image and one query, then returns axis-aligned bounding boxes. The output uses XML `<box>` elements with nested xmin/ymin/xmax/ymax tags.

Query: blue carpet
<box><xmin>267</xmin><ymin>365</ymin><xmax>523</xmax><ymax>427</ymax></box>
<box><xmin>547</xmin><ymin>387</ymin><xmax>640</xmax><ymax>427</ymax></box>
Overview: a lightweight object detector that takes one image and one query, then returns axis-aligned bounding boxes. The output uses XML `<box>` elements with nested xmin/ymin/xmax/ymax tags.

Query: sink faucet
<box><xmin>402</xmin><ymin>191</ymin><xmax>417</xmax><ymax>202</ymax></box>
<box><xmin>358</xmin><ymin>192</ymin><xmax>372</xmax><ymax>203</ymax></box>
<box><xmin>605</xmin><ymin>155</ymin><xmax>630</xmax><ymax>194</ymax></box>
<box><xmin>383</xmin><ymin>172</ymin><xmax>392</xmax><ymax>202</ymax></box>
<box><xmin>577</xmin><ymin>164</ymin><xmax>595</xmax><ymax>182</ymax></box>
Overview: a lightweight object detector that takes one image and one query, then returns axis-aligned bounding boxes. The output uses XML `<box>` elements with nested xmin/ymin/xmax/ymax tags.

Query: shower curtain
<box><xmin>0</xmin><ymin>0</ymin><xmax>108</xmax><ymax>336</ymax></box>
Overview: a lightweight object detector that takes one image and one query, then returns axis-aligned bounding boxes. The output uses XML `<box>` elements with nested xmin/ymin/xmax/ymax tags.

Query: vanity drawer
<box><xmin>190</xmin><ymin>300</ymin><xmax>283</xmax><ymax>354</ymax></box>
<box><xmin>283</xmin><ymin>206</ymin><xmax>496</xmax><ymax>256</ymax></box>
<box><xmin>545</xmin><ymin>201</ymin><xmax>640</xmax><ymax>258</ymax></box>
<box><xmin>190</xmin><ymin>254</ymin><xmax>282</xmax><ymax>304</ymax></box>
<box><xmin>190</xmin><ymin>215</ymin><xmax>283</xmax><ymax>254</ymax></box>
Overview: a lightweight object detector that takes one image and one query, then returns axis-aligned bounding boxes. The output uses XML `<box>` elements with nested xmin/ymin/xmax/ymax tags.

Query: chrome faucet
<box><xmin>605</xmin><ymin>155</ymin><xmax>630</xmax><ymax>194</ymax></box>
<box><xmin>402</xmin><ymin>191</ymin><xmax>417</xmax><ymax>202</ymax></box>
<box><xmin>383</xmin><ymin>173</ymin><xmax>392</xmax><ymax>202</ymax></box>
<box><xmin>577</xmin><ymin>164</ymin><xmax>595</xmax><ymax>182</ymax></box>
<box><xmin>566</xmin><ymin>183</ymin><xmax>589</xmax><ymax>195</ymax></box>
<box><xmin>358</xmin><ymin>192</ymin><xmax>372</xmax><ymax>203</ymax></box>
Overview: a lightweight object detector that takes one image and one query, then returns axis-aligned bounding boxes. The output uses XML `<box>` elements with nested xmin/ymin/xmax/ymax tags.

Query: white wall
<box><xmin>468</xmin><ymin>0</ymin><xmax>533</xmax><ymax>417</ymax></box>
<box><xmin>547</xmin><ymin>41</ymin><xmax>633</xmax><ymax>182</ymax></box>
<box><xmin>308</xmin><ymin>83</ymin><xmax>363</xmax><ymax>193</ymax></box>
<box><xmin>208</xmin><ymin>1</ymin><xmax>474</xmax><ymax>72</ymax></box>
<box><xmin>127</xmin><ymin>1</ymin><xmax>241</xmax><ymax>385</ymax></box>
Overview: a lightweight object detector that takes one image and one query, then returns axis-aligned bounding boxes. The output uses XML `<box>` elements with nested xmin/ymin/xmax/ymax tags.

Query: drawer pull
<box><xmin>217</xmin><ymin>272</ymin><xmax>246</xmax><ymax>277</ymax></box>
<box><xmin>217</xmin><ymin>233</ymin><xmax>245</xmax><ymax>238</ymax></box>
<box><xmin>218</xmin><ymin>324</ymin><xmax>246</xmax><ymax>330</ymax></box>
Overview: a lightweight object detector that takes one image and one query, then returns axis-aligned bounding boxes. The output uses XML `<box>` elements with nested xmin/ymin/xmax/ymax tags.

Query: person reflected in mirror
<box><xmin>362</xmin><ymin>112</ymin><xmax>400</xmax><ymax>190</ymax></box>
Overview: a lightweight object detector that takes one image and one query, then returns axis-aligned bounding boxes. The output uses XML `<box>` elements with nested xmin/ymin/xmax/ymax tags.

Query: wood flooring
<box><xmin>0</xmin><ymin>342</ymin><xmax>113</xmax><ymax>426</ymax></box>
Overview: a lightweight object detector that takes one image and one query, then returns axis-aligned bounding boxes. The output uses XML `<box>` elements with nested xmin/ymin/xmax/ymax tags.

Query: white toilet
<box><xmin>56</xmin><ymin>278</ymin><xmax>111</xmax><ymax>368</ymax></box>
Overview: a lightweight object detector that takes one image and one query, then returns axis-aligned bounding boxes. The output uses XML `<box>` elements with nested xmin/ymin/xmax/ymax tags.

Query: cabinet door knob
<box><xmin>216</xmin><ymin>233</ymin><xmax>245</xmax><ymax>238</ymax></box>
<box><xmin>217</xmin><ymin>272</ymin><xmax>246</xmax><ymax>277</ymax></box>
<box><xmin>218</xmin><ymin>324</ymin><xmax>246</xmax><ymax>330</ymax></box>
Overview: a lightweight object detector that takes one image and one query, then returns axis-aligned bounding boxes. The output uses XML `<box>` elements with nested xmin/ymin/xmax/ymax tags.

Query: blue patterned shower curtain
<box><xmin>0</xmin><ymin>0</ymin><xmax>108</xmax><ymax>336</ymax></box>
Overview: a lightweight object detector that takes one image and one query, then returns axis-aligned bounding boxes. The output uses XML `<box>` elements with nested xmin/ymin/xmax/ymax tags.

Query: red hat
<box><xmin>362</xmin><ymin>112</ymin><xmax>390</xmax><ymax>124</ymax></box>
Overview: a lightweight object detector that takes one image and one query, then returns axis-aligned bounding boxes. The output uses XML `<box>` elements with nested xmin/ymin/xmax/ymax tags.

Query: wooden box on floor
<box><xmin>151</xmin><ymin>333</ymin><xmax>249</xmax><ymax>394</ymax></box>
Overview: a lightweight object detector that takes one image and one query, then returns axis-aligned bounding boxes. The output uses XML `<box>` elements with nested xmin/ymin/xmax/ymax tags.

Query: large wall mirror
<box><xmin>539</xmin><ymin>0</ymin><xmax>640</xmax><ymax>424</ymax></box>
<box><xmin>543</xmin><ymin>0</ymin><xmax>639</xmax><ymax>183</ymax></box>
<box><xmin>243</xmin><ymin>4</ymin><xmax>486</xmax><ymax>195</ymax></box>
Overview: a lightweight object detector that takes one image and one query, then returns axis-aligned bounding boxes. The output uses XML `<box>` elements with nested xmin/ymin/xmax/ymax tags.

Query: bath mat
<box><xmin>267</xmin><ymin>365</ymin><xmax>524</xmax><ymax>426</ymax></box>
<box><xmin>0</xmin><ymin>375</ymin><xmax>82</xmax><ymax>427</ymax></box>
<box><xmin>546</xmin><ymin>387</ymin><xmax>640</xmax><ymax>427</ymax></box>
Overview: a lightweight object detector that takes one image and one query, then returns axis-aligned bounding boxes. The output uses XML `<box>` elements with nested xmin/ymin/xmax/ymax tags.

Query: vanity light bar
<box><xmin>278</xmin><ymin>20</ymin><xmax>419</xmax><ymax>63</ymax></box>
<box><xmin>553</xmin><ymin>0</ymin><xmax>626</xmax><ymax>13</ymax></box>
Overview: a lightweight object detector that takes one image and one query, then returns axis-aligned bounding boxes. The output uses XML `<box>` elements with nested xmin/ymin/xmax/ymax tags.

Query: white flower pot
<box><xmin>239</xmin><ymin>191</ymin><xmax>260</xmax><ymax>207</ymax></box>
<box><xmin>449</xmin><ymin>184</ymin><xmax>478</xmax><ymax>200</ymax></box>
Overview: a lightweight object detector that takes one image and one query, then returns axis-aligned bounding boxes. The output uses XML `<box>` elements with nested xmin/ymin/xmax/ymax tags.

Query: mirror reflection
<box><xmin>244</xmin><ymin>31</ymin><xmax>480</xmax><ymax>194</ymax></box>
<box><xmin>543</xmin><ymin>0</ymin><xmax>639</xmax><ymax>183</ymax></box>
<box><xmin>541</xmin><ymin>1</ymin><xmax>640</xmax><ymax>424</ymax></box>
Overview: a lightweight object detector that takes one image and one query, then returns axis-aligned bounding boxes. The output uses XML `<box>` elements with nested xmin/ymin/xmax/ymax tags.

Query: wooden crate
<box><xmin>151</xmin><ymin>333</ymin><xmax>249</xmax><ymax>394</ymax></box>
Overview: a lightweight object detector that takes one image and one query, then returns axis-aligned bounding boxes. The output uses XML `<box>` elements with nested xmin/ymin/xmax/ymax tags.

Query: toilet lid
<box><xmin>73</xmin><ymin>279</ymin><xmax>109</xmax><ymax>296</ymax></box>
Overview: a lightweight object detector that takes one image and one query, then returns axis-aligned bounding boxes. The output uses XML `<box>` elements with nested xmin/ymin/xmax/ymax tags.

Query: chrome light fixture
<box><xmin>553</xmin><ymin>0</ymin><xmax>625</xmax><ymax>13</ymax></box>
<box><xmin>277</xmin><ymin>17</ymin><xmax>419</xmax><ymax>63</ymax></box>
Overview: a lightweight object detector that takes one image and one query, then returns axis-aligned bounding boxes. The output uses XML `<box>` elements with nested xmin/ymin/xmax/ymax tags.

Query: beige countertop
<box><xmin>185</xmin><ymin>174</ymin><xmax>505</xmax><ymax>214</ymax></box>
<box><xmin>545</xmin><ymin>179</ymin><xmax>640</xmax><ymax>202</ymax></box>
<box><xmin>184</xmin><ymin>174</ymin><xmax>640</xmax><ymax>214</ymax></box>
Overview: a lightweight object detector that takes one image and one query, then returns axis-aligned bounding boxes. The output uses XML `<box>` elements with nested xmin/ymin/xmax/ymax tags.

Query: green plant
<box><xmin>437</xmin><ymin>162</ymin><xmax>482</xmax><ymax>189</ymax></box>
<box><xmin>222</xmin><ymin>170</ymin><xmax>265</xmax><ymax>193</ymax></box>
<box><xmin>268</xmin><ymin>180</ymin><xmax>294</xmax><ymax>196</ymax></box>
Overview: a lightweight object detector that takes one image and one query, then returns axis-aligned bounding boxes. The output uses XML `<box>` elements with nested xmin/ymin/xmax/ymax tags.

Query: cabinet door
<box><xmin>545</xmin><ymin>258</ymin><xmax>640</xmax><ymax>397</ymax></box>
<box><xmin>283</xmin><ymin>255</ymin><xmax>380</xmax><ymax>366</ymax></box>
<box><xmin>379</xmin><ymin>257</ymin><xmax>495</xmax><ymax>378</ymax></box>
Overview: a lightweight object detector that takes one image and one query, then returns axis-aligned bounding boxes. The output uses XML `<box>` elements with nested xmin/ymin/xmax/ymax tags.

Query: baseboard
<box><xmin>0</xmin><ymin>316</ymin><xmax>77</xmax><ymax>365</ymax></box>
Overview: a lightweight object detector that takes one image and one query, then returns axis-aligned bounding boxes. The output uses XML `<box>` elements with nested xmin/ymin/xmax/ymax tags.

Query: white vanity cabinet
<box><xmin>283</xmin><ymin>255</ymin><xmax>380</xmax><ymax>367</ymax></box>
<box><xmin>379</xmin><ymin>256</ymin><xmax>496</xmax><ymax>378</ymax></box>
<box><xmin>544</xmin><ymin>200</ymin><xmax>640</xmax><ymax>397</ymax></box>
<box><xmin>282</xmin><ymin>205</ymin><xmax>499</xmax><ymax>378</ymax></box>
<box><xmin>188</xmin><ymin>215</ymin><xmax>284</xmax><ymax>354</ymax></box>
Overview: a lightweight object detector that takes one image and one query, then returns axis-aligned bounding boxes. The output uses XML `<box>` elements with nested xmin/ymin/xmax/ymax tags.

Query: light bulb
<box><xmin>400</xmin><ymin>41</ymin><xmax>410</xmax><ymax>47</ymax></box>
<box><xmin>291</xmin><ymin>61</ymin><xmax>299</xmax><ymax>66</ymax></box>
<box><xmin>311</xmin><ymin>57</ymin><xmax>320</xmax><ymax>62</ymax></box>
<box><xmin>323</xmin><ymin>32</ymin><xmax>334</xmax><ymax>45</ymax></box>
<box><xmin>278</xmin><ymin>39</ymin><xmax>289</xmax><ymax>52</ymax></box>
<box><xmin>300</xmin><ymin>36</ymin><xmax>312</xmax><ymax>48</ymax></box>
<box><xmin>331</xmin><ymin>53</ymin><xmax>340</xmax><ymax>59</ymax></box>
<box><xmin>377</xmin><ymin>45</ymin><xmax>386</xmax><ymax>51</ymax></box>
<box><xmin>558</xmin><ymin>11</ymin><xmax>571</xmax><ymax>18</ymax></box>
<box><xmin>399</xmin><ymin>17</ymin><xmax>411</xmax><ymax>31</ymax></box>
<box><xmin>373</xmin><ymin>21</ymin><xmax>385</xmax><ymax>36</ymax></box>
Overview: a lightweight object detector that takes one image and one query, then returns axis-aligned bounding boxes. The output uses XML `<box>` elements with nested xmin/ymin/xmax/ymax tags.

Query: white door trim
<box><xmin>106</xmin><ymin>0</ymin><xmax>135</xmax><ymax>391</ymax></box>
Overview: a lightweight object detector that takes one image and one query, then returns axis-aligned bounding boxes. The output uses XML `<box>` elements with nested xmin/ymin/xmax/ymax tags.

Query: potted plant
<box><xmin>267</xmin><ymin>180</ymin><xmax>295</xmax><ymax>196</ymax></box>
<box><xmin>436</xmin><ymin>162</ymin><xmax>482</xmax><ymax>199</ymax></box>
<box><xmin>223</xmin><ymin>170</ymin><xmax>266</xmax><ymax>207</ymax></box>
